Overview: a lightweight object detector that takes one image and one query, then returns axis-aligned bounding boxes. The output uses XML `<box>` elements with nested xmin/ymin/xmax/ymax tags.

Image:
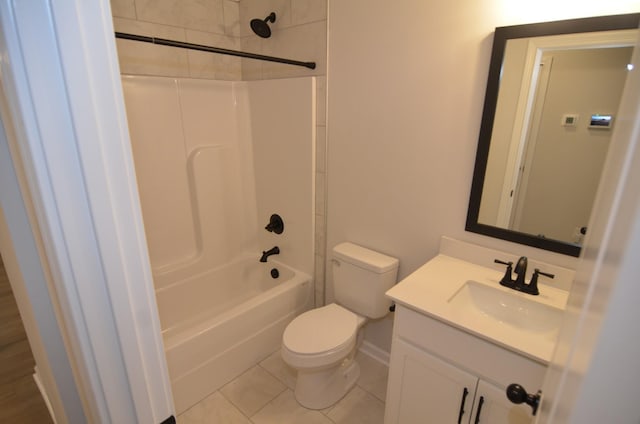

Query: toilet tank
<box><xmin>332</xmin><ymin>242</ymin><xmax>399</xmax><ymax>319</ymax></box>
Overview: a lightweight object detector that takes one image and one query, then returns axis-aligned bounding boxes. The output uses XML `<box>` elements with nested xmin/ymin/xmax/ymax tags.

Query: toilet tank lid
<box><xmin>332</xmin><ymin>242</ymin><xmax>399</xmax><ymax>273</ymax></box>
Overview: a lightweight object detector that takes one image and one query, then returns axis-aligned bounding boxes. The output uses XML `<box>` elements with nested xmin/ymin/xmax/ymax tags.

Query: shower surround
<box><xmin>121</xmin><ymin>75</ymin><xmax>315</xmax><ymax>413</ymax></box>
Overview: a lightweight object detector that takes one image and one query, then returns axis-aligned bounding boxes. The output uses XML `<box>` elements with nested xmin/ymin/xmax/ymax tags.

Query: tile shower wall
<box><xmin>110</xmin><ymin>0</ymin><xmax>328</xmax><ymax>306</ymax></box>
<box><xmin>238</xmin><ymin>1</ymin><xmax>327</xmax><ymax>80</ymax></box>
<box><xmin>111</xmin><ymin>0</ymin><xmax>243</xmax><ymax>80</ymax></box>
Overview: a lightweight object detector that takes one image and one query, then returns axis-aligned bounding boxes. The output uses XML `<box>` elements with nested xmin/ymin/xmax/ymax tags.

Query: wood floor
<box><xmin>0</xmin><ymin>254</ymin><xmax>53</xmax><ymax>423</ymax></box>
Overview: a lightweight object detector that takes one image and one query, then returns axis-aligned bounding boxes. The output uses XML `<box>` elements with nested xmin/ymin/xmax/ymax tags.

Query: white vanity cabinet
<box><xmin>384</xmin><ymin>306</ymin><xmax>545</xmax><ymax>424</ymax></box>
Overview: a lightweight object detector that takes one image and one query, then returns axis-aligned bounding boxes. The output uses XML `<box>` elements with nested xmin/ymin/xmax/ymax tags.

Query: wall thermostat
<box><xmin>561</xmin><ymin>114</ymin><xmax>578</xmax><ymax>127</ymax></box>
<box><xmin>589</xmin><ymin>114</ymin><xmax>613</xmax><ymax>129</ymax></box>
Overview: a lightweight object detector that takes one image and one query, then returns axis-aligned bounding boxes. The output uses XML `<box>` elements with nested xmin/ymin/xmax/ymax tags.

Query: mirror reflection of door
<box><xmin>510</xmin><ymin>46</ymin><xmax>633</xmax><ymax>243</ymax></box>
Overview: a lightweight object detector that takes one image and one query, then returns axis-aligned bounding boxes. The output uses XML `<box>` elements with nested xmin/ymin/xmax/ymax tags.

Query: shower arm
<box><xmin>115</xmin><ymin>32</ymin><xmax>316</xmax><ymax>70</ymax></box>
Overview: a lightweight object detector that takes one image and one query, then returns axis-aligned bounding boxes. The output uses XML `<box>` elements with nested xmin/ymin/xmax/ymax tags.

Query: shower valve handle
<box><xmin>265</xmin><ymin>214</ymin><xmax>284</xmax><ymax>234</ymax></box>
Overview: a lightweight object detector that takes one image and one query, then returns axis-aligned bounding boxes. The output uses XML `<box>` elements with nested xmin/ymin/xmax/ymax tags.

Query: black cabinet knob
<box><xmin>506</xmin><ymin>383</ymin><xmax>541</xmax><ymax>416</ymax></box>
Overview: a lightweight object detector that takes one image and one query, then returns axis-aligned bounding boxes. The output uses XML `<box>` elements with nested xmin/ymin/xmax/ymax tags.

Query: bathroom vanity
<box><xmin>384</xmin><ymin>238</ymin><xmax>572</xmax><ymax>424</ymax></box>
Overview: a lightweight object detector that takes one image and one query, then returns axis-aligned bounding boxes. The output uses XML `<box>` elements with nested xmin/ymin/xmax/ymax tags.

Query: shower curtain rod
<box><xmin>115</xmin><ymin>32</ymin><xmax>316</xmax><ymax>70</ymax></box>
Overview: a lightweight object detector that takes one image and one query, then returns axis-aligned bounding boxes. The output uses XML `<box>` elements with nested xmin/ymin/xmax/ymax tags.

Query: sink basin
<box><xmin>448</xmin><ymin>280</ymin><xmax>563</xmax><ymax>334</ymax></box>
<box><xmin>386</xmin><ymin>249</ymin><xmax>573</xmax><ymax>362</ymax></box>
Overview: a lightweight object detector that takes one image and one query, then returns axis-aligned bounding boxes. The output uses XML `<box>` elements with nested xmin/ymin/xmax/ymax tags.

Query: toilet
<box><xmin>281</xmin><ymin>242</ymin><xmax>399</xmax><ymax>409</ymax></box>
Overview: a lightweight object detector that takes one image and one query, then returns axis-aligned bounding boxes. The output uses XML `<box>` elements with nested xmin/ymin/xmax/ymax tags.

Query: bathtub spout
<box><xmin>260</xmin><ymin>246</ymin><xmax>280</xmax><ymax>262</ymax></box>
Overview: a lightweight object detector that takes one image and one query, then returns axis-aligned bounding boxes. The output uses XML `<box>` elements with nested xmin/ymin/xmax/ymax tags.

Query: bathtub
<box><xmin>155</xmin><ymin>255</ymin><xmax>312</xmax><ymax>414</ymax></box>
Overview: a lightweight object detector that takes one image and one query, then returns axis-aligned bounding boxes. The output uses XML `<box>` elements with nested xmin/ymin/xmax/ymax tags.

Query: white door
<box><xmin>386</xmin><ymin>339</ymin><xmax>478</xmax><ymax>424</ymax></box>
<box><xmin>0</xmin><ymin>0</ymin><xmax>175</xmax><ymax>422</ymax></box>
<box><xmin>536</xmin><ymin>26</ymin><xmax>640</xmax><ymax>423</ymax></box>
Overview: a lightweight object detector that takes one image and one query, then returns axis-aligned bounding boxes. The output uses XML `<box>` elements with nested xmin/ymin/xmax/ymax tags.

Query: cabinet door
<box><xmin>385</xmin><ymin>339</ymin><xmax>478</xmax><ymax>424</ymax></box>
<box><xmin>469</xmin><ymin>380</ymin><xmax>533</xmax><ymax>424</ymax></box>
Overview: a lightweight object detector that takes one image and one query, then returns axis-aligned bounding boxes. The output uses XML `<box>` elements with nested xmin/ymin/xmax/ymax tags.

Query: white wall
<box><xmin>326</xmin><ymin>1</ymin><xmax>639</xmax><ymax>352</ymax></box>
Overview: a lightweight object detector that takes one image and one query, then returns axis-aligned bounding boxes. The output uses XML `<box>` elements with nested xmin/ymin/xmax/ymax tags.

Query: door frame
<box><xmin>0</xmin><ymin>1</ymin><xmax>174</xmax><ymax>422</ymax></box>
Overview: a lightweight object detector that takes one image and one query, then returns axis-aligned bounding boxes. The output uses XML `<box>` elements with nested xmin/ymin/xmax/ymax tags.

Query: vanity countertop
<box><xmin>386</xmin><ymin>253</ymin><xmax>569</xmax><ymax>364</ymax></box>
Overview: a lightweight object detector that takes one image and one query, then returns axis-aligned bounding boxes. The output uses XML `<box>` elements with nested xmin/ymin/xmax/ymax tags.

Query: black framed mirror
<box><xmin>467</xmin><ymin>13</ymin><xmax>640</xmax><ymax>257</ymax></box>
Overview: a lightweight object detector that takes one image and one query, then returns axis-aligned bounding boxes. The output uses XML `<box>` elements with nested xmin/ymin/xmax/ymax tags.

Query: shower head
<box><xmin>250</xmin><ymin>12</ymin><xmax>276</xmax><ymax>38</ymax></box>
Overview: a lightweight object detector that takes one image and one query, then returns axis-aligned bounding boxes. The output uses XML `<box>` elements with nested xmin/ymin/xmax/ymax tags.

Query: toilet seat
<box><xmin>282</xmin><ymin>304</ymin><xmax>361</xmax><ymax>369</ymax></box>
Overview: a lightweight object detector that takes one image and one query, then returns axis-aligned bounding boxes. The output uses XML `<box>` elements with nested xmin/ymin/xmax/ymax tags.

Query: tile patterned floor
<box><xmin>178</xmin><ymin>350</ymin><xmax>389</xmax><ymax>424</ymax></box>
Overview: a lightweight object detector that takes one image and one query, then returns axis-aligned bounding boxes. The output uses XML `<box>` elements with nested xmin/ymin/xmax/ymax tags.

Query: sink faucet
<box><xmin>260</xmin><ymin>246</ymin><xmax>280</xmax><ymax>262</ymax></box>
<box><xmin>513</xmin><ymin>256</ymin><xmax>528</xmax><ymax>288</ymax></box>
<box><xmin>494</xmin><ymin>257</ymin><xmax>554</xmax><ymax>295</ymax></box>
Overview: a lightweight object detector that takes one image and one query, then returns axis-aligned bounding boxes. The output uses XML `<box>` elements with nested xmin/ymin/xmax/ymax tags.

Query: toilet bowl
<box><xmin>281</xmin><ymin>242</ymin><xmax>399</xmax><ymax>410</ymax></box>
<box><xmin>282</xmin><ymin>303</ymin><xmax>366</xmax><ymax>409</ymax></box>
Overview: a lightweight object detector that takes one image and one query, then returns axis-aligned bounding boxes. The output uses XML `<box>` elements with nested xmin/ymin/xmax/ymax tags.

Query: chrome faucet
<box><xmin>494</xmin><ymin>257</ymin><xmax>554</xmax><ymax>295</ymax></box>
<box><xmin>260</xmin><ymin>246</ymin><xmax>280</xmax><ymax>262</ymax></box>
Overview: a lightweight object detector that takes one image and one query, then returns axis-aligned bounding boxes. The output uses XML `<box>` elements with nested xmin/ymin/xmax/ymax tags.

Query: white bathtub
<box><xmin>155</xmin><ymin>255</ymin><xmax>312</xmax><ymax>414</ymax></box>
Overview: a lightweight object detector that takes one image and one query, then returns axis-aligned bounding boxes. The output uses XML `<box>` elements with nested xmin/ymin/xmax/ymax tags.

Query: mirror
<box><xmin>467</xmin><ymin>13</ymin><xmax>640</xmax><ymax>256</ymax></box>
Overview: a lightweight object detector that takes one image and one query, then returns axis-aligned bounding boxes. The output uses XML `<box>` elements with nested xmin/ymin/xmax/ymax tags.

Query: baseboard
<box><xmin>33</xmin><ymin>367</ymin><xmax>57</xmax><ymax>424</ymax></box>
<box><xmin>358</xmin><ymin>340</ymin><xmax>390</xmax><ymax>367</ymax></box>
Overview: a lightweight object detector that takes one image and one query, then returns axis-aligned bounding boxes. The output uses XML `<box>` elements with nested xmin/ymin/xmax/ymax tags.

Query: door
<box><xmin>538</xmin><ymin>26</ymin><xmax>640</xmax><ymax>423</ymax></box>
<box><xmin>385</xmin><ymin>339</ymin><xmax>478</xmax><ymax>424</ymax></box>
